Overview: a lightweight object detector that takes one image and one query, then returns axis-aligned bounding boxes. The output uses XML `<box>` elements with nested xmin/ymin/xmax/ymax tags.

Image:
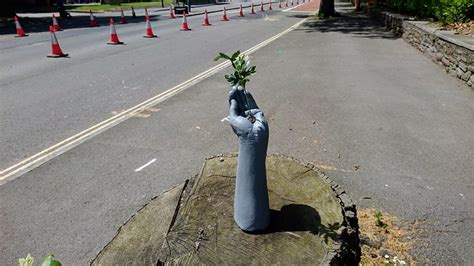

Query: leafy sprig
<box><xmin>374</xmin><ymin>211</ymin><xmax>388</xmax><ymax>229</ymax></box>
<box><xmin>19</xmin><ymin>254</ymin><xmax>61</xmax><ymax>266</ymax></box>
<box><xmin>214</xmin><ymin>51</ymin><xmax>256</xmax><ymax>87</ymax></box>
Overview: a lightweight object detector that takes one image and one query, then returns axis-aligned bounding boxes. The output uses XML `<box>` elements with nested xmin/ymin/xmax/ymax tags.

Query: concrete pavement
<box><xmin>1</xmin><ymin>1</ymin><xmax>473</xmax><ymax>265</ymax></box>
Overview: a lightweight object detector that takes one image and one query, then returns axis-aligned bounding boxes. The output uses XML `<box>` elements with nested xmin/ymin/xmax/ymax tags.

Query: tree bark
<box><xmin>319</xmin><ymin>0</ymin><xmax>335</xmax><ymax>17</ymax></box>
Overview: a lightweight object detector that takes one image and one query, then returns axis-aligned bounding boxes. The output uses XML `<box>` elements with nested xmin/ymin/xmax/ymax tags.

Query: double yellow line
<box><xmin>0</xmin><ymin>17</ymin><xmax>308</xmax><ymax>184</ymax></box>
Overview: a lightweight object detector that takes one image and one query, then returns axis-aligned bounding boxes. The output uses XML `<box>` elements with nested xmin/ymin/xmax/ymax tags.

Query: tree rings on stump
<box><xmin>92</xmin><ymin>154</ymin><xmax>360</xmax><ymax>265</ymax></box>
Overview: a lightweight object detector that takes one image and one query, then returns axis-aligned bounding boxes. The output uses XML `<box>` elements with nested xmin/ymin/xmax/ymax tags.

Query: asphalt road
<box><xmin>1</xmin><ymin>1</ymin><xmax>473</xmax><ymax>265</ymax></box>
<box><xmin>0</xmin><ymin>3</ymin><xmax>315</xmax><ymax>264</ymax></box>
<box><xmin>0</xmin><ymin>2</ymin><xmax>302</xmax><ymax>170</ymax></box>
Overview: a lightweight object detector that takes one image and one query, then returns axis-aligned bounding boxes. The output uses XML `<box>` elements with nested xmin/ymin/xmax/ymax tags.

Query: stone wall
<box><xmin>370</xmin><ymin>11</ymin><xmax>474</xmax><ymax>88</ymax></box>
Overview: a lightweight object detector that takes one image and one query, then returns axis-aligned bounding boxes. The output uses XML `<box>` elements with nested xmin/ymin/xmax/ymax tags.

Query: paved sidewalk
<box><xmin>287</xmin><ymin>0</ymin><xmax>320</xmax><ymax>12</ymax></box>
<box><xmin>248</xmin><ymin>5</ymin><xmax>474</xmax><ymax>263</ymax></box>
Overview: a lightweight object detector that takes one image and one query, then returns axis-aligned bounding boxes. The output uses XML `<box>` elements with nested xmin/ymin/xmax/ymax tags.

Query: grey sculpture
<box><xmin>229</xmin><ymin>86</ymin><xmax>270</xmax><ymax>232</ymax></box>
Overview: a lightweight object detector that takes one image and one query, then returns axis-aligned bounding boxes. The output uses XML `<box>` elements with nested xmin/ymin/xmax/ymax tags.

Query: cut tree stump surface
<box><xmin>92</xmin><ymin>154</ymin><xmax>360</xmax><ymax>265</ymax></box>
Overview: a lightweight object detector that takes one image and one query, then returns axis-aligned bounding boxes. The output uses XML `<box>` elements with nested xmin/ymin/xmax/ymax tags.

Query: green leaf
<box><xmin>225</xmin><ymin>74</ymin><xmax>236</xmax><ymax>84</ymax></box>
<box><xmin>19</xmin><ymin>254</ymin><xmax>34</xmax><ymax>266</ymax></box>
<box><xmin>230</xmin><ymin>50</ymin><xmax>241</xmax><ymax>61</ymax></box>
<box><xmin>216</xmin><ymin>50</ymin><xmax>256</xmax><ymax>87</ymax></box>
<box><xmin>214</xmin><ymin>52</ymin><xmax>231</xmax><ymax>61</ymax></box>
<box><xmin>41</xmin><ymin>255</ymin><xmax>61</xmax><ymax>266</ymax></box>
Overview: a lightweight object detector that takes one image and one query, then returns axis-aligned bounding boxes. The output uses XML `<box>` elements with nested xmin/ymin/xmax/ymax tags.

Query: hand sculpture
<box><xmin>229</xmin><ymin>86</ymin><xmax>270</xmax><ymax>232</ymax></box>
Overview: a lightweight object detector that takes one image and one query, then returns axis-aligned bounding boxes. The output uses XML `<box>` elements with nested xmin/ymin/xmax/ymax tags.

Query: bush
<box><xmin>434</xmin><ymin>0</ymin><xmax>474</xmax><ymax>24</ymax></box>
<box><xmin>384</xmin><ymin>0</ymin><xmax>474</xmax><ymax>23</ymax></box>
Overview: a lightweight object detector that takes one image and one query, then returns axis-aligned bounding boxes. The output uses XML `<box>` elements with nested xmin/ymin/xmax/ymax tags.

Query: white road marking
<box><xmin>263</xmin><ymin>16</ymin><xmax>279</xmax><ymax>21</ymax></box>
<box><xmin>0</xmin><ymin>17</ymin><xmax>309</xmax><ymax>185</ymax></box>
<box><xmin>30</xmin><ymin>42</ymin><xmax>45</xmax><ymax>46</ymax></box>
<box><xmin>128</xmin><ymin>113</ymin><xmax>151</xmax><ymax>118</ymax></box>
<box><xmin>282</xmin><ymin>4</ymin><xmax>304</xmax><ymax>12</ymax></box>
<box><xmin>134</xmin><ymin>158</ymin><xmax>157</xmax><ymax>172</ymax></box>
<box><xmin>221</xmin><ymin>116</ymin><xmax>230</xmax><ymax>122</ymax></box>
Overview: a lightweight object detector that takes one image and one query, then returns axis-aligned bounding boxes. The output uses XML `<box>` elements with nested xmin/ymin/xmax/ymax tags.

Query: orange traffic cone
<box><xmin>260</xmin><ymin>1</ymin><xmax>265</xmax><ymax>12</ymax></box>
<box><xmin>221</xmin><ymin>7</ymin><xmax>229</xmax><ymax>21</ymax></box>
<box><xmin>107</xmin><ymin>18</ymin><xmax>124</xmax><ymax>45</ymax></box>
<box><xmin>52</xmin><ymin>14</ymin><xmax>62</xmax><ymax>31</ymax></box>
<box><xmin>269</xmin><ymin>1</ymin><xmax>273</xmax><ymax>10</ymax></box>
<box><xmin>47</xmin><ymin>26</ymin><xmax>68</xmax><ymax>58</ymax></box>
<box><xmin>239</xmin><ymin>4</ymin><xmax>245</xmax><ymax>17</ymax></box>
<box><xmin>120</xmin><ymin>9</ymin><xmax>127</xmax><ymax>24</ymax></box>
<box><xmin>169</xmin><ymin>5</ymin><xmax>176</xmax><ymax>19</ymax></box>
<box><xmin>143</xmin><ymin>15</ymin><xmax>157</xmax><ymax>38</ymax></box>
<box><xmin>89</xmin><ymin>10</ymin><xmax>98</xmax><ymax>27</ymax></box>
<box><xmin>250</xmin><ymin>3</ymin><xmax>255</xmax><ymax>15</ymax></box>
<box><xmin>202</xmin><ymin>9</ymin><xmax>211</xmax><ymax>26</ymax></box>
<box><xmin>180</xmin><ymin>12</ymin><xmax>191</xmax><ymax>31</ymax></box>
<box><xmin>14</xmin><ymin>16</ymin><xmax>28</xmax><ymax>37</ymax></box>
<box><xmin>132</xmin><ymin>6</ymin><xmax>137</xmax><ymax>18</ymax></box>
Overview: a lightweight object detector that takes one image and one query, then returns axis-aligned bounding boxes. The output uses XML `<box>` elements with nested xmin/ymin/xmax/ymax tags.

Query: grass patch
<box><xmin>358</xmin><ymin>208</ymin><xmax>420</xmax><ymax>265</ymax></box>
<box><xmin>66</xmin><ymin>1</ymin><xmax>175</xmax><ymax>12</ymax></box>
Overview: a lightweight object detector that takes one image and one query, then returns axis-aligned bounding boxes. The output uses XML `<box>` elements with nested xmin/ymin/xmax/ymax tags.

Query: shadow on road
<box><xmin>0</xmin><ymin>14</ymin><xmax>163</xmax><ymax>36</ymax></box>
<box><xmin>286</xmin><ymin>14</ymin><xmax>312</xmax><ymax>19</ymax></box>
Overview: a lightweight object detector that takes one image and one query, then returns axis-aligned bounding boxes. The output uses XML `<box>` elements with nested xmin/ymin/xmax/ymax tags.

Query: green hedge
<box><xmin>384</xmin><ymin>0</ymin><xmax>474</xmax><ymax>24</ymax></box>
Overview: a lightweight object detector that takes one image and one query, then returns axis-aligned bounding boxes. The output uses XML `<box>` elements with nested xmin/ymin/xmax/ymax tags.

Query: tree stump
<box><xmin>92</xmin><ymin>154</ymin><xmax>360</xmax><ymax>265</ymax></box>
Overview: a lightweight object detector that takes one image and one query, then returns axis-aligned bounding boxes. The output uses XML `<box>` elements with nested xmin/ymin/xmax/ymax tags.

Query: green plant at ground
<box><xmin>374</xmin><ymin>210</ymin><xmax>388</xmax><ymax>229</ymax></box>
<box><xmin>214</xmin><ymin>51</ymin><xmax>257</xmax><ymax>87</ymax></box>
<box><xmin>19</xmin><ymin>254</ymin><xmax>61</xmax><ymax>266</ymax></box>
<box><xmin>383</xmin><ymin>254</ymin><xmax>407</xmax><ymax>265</ymax></box>
<box><xmin>19</xmin><ymin>254</ymin><xmax>34</xmax><ymax>266</ymax></box>
<box><xmin>434</xmin><ymin>0</ymin><xmax>474</xmax><ymax>24</ymax></box>
<box><xmin>384</xmin><ymin>0</ymin><xmax>473</xmax><ymax>24</ymax></box>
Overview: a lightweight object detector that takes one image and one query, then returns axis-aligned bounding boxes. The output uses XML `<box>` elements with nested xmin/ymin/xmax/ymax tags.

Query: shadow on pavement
<box><xmin>292</xmin><ymin>0</ymin><xmax>398</xmax><ymax>40</ymax></box>
<box><xmin>298</xmin><ymin>12</ymin><xmax>398</xmax><ymax>40</ymax></box>
<box><xmin>0</xmin><ymin>14</ymin><xmax>162</xmax><ymax>36</ymax></box>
